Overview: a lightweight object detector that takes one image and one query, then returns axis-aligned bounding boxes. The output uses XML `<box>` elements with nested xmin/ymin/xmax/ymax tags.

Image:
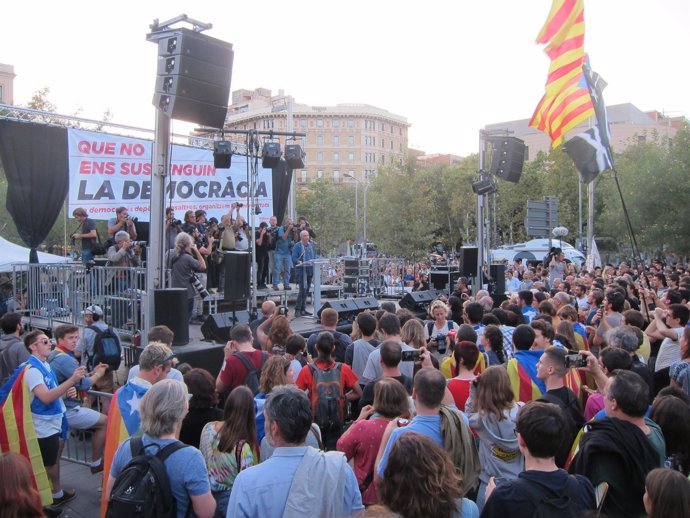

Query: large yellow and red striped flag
<box><xmin>0</xmin><ymin>365</ymin><xmax>53</xmax><ymax>506</ymax></box>
<box><xmin>530</xmin><ymin>0</ymin><xmax>594</xmax><ymax>148</ymax></box>
<box><xmin>507</xmin><ymin>357</ymin><xmax>544</xmax><ymax>403</ymax></box>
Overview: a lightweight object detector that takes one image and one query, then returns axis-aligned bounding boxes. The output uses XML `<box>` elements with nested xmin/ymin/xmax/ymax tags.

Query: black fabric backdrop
<box><xmin>271</xmin><ymin>159</ymin><xmax>293</xmax><ymax>225</ymax></box>
<box><xmin>0</xmin><ymin>120</ymin><xmax>69</xmax><ymax>263</ymax></box>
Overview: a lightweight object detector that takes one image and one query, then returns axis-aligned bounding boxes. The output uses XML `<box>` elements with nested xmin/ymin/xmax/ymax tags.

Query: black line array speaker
<box><xmin>201</xmin><ymin>311</ymin><xmax>250</xmax><ymax>343</ymax></box>
<box><xmin>154</xmin><ymin>288</ymin><xmax>189</xmax><ymax>346</ymax></box>
<box><xmin>490</xmin><ymin>137</ymin><xmax>525</xmax><ymax>184</ymax></box>
<box><xmin>224</xmin><ymin>252</ymin><xmax>250</xmax><ymax>302</ymax></box>
<box><xmin>489</xmin><ymin>264</ymin><xmax>506</xmax><ymax>298</ymax></box>
<box><xmin>459</xmin><ymin>247</ymin><xmax>479</xmax><ymax>277</ymax></box>
<box><xmin>154</xmin><ymin>28</ymin><xmax>234</xmax><ymax>128</ymax></box>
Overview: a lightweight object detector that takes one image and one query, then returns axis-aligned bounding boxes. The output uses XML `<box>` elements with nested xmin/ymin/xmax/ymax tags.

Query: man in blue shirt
<box><xmin>227</xmin><ymin>385</ymin><xmax>363</xmax><ymax>518</ymax></box>
<box><xmin>291</xmin><ymin>230</ymin><xmax>315</xmax><ymax>318</ymax></box>
<box><xmin>272</xmin><ymin>219</ymin><xmax>294</xmax><ymax>291</ymax></box>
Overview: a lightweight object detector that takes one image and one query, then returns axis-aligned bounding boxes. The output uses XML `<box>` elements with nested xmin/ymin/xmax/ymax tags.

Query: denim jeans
<box><xmin>273</xmin><ymin>253</ymin><xmax>293</xmax><ymax>285</ymax></box>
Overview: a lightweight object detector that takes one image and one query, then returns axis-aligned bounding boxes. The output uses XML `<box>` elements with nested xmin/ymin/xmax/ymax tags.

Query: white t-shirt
<box><xmin>26</xmin><ymin>362</ymin><xmax>66</xmax><ymax>438</ymax></box>
<box><xmin>655</xmin><ymin>327</ymin><xmax>684</xmax><ymax>372</ymax></box>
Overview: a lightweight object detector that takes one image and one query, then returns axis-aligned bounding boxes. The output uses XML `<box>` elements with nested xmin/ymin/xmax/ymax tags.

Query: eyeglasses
<box><xmin>157</xmin><ymin>354</ymin><xmax>175</xmax><ymax>365</ymax></box>
<box><xmin>38</xmin><ymin>338</ymin><xmax>51</xmax><ymax>345</ymax></box>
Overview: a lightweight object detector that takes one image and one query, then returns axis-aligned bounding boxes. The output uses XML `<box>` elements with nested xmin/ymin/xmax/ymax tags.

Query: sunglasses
<box><xmin>37</xmin><ymin>338</ymin><xmax>51</xmax><ymax>345</ymax></box>
<box><xmin>157</xmin><ymin>354</ymin><xmax>176</xmax><ymax>365</ymax></box>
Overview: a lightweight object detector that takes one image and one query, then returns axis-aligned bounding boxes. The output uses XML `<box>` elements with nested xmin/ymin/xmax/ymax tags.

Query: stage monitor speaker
<box><xmin>430</xmin><ymin>271</ymin><xmax>458</xmax><ymax>290</ymax></box>
<box><xmin>353</xmin><ymin>297</ymin><xmax>379</xmax><ymax>311</ymax></box>
<box><xmin>459</xmin><ymin>247</ymin><xmax>479</xmax><ymax>277</ymax></box>
<box><xmin>201</xmin><ymin>311</ymin><xmax>250</xmax><ymax>343</ymax></box>
<box><xmin>489</xmin><ymin>264</ymin><xmax>506</xmax><ymax>297</ymax></box>
<box><xmin>317</xmin><ymin>299</ymin><xmax>359</xmax><ymax>320</ymax></box>
<box><xmin>399</xmin><ymin>290</ymin><xmax>434</xmax><ymax>311</ymax></box>
<box><xmin>224</xmin><ymin>252</ymin><xmax>250</xmax><ymax>301</ymax></box>
<box><xmin>343</xmin><ymin>276</ymin><xmax>357</xmax><ymax>294</ymax></box>
<box><xmin>490</xmin><ymin>137</ymin><xmax>525</xmax><ymax>184</ymax></box>
<box><xmin>154</xmin><ymin>288</ymin><xmax>189</xmax><ymax>346</ymax></box>
<box><xmin>154</xmin><ymin>29</ymin><xmax>234</xmax><ymax>129</ymax></box>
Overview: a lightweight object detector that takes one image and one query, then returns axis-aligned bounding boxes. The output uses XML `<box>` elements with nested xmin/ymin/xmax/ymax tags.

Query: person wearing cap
<box><xmin>106</xmin><ymin>230</ymin><xmax>142</xmax><ymax>293</ymax></box>
<box><xmin>76</xmin><ymin>305</ymin><xmax>115</xmax><ymax>411</ymax></box>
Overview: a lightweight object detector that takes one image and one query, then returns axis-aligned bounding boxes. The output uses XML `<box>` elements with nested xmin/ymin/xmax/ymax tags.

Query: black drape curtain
<box><xmin>271</xmin><ymin>160</ymin><xmax>293</xmax><ymax>225</ymax></box>
<box><xmin>0</xmin><ymin>121</ymin><xmax>69</xmax><ymax>263</ymax></box>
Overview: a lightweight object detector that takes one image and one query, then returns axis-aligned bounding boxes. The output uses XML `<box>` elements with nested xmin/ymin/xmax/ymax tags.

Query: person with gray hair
<box><xmin>105</xmin><ymin>380</ymin><xmax>216</xmax><ymax>518</ymax></box>
<box><xmin>607</xmin><ymin>325</ymin><xmax>654</xmax><ymax>399</ymax></box>
<box><xmin>167</xmin><ymin>231</ymin><xmax>206</xmax><ymax>321</ymax></box>
<box><xmin>106</xmin><ymin>229</ymin><xmax>142</xmax><ymax>293</ymax></box>
<box><xmin>227</xmin><ymin>385</ymin><xmax>363</xmax><ymax>518</ymax></box>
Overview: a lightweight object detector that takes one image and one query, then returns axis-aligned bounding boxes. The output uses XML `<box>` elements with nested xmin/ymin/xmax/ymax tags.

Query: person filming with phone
<box><xmin>357</xmin><ymin>340</ymin><xmax>413</xmax><ymax>411</ymax></box>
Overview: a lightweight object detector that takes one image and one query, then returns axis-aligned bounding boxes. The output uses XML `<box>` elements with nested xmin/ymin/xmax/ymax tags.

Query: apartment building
<box><xmin>222</xmin><ymin>88</ymin><xmax>409</xmax><ymax>186</ymax></box>
<box><xmin>0</xmin><ymin>63</ymin><xmax>16</xmax><ymax>105</ymax></box>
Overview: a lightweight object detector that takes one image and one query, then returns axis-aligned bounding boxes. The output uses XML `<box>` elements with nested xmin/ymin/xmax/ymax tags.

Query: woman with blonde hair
<box><xmin>400</xmin><ymin>318</ymin><xmax>425</xmax><ymax>350</ymax></box>
<box><xmin>257</xmin><ymin>314</ymin><xmax>293</xmax><ymax>355</ymax></box>
<box><xmin>466</xmin><ymin>366</ymin><xmax>523</xmax><ymax>512</ymax></box>
<box><xmin>424</xmin><ymin>300</ymin><xmax>459</xmax><ymax>358</ymax></box>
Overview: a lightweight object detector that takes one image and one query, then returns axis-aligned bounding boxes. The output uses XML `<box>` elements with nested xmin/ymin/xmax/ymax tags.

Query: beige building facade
<box><xmin>0</xmin><ymin>63</ymin><xmax>16</xmax><ymax>105</ymax></box>
<box><xmin>222</xmin><ymin>88</ymin><xmax>409</xmax><ymax>186</ymax></box>
<box><xmin>485</xmin><ymin>103</ymin><xmax>680</xmax><ymax>161</ymax></box>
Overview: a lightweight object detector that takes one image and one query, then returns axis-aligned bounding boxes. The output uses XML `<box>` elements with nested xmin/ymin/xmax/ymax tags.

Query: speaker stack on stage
<box><xmin>224</xmin><ymin>251</ymin><xmax>250</xmax><ymax>302</ymax></box>
<box><xmin>488</xmin><ymin>264</ymin><xmax>507</xmax><ymax>307</ymax></box>
<box><xmin>430</xmin><ymin>269</ymin><xmax>461</xmax><ymax>291</ymax></box>
<box><xmin>154</xmin><ymin>288</ymin><xmax>189</xmax><ymax>346</ymax></box>
<box><xmin>317</xmin><ymin>296</ymin><xmax>379</xmax><ymax>323</ymax></box>
<box><xmin>153</xmin><ymin>28</ymin><xmax>234</xmax><ymax>128</ymax></box>
<box><xmin>343</xmin><ymin>259</ymin><xmax>370</xmax><ymax>296</ymax></box>
<box><xmin>201</xmin><ymin>310</ymin><xmax>250</xmax><ymax>343</ymax></box>
<box><xmin>458</xmin><ymin>247</ymin><xmax>479</xmax><ymax>278</ymax></box>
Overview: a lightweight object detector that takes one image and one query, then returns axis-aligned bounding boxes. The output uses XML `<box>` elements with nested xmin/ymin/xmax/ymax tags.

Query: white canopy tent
<box><xmin>0</xmin><ymin>236</ymin><xmax>72</xmax><ymax>272</ymax></box>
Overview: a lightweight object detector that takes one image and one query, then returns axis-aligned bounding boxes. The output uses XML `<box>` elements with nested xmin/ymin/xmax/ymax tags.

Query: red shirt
<box><xmin>336</xmin><ymin>416</ymin><xmax>389</xmax><ymax>505</ymax></box>
<box><xmin>447</xmin><ymin>378</ymin><xmax>473</xmax><ymax>412</ymax></box>
<box><xmin>296</xmin><ymin>360</ymin><xmax>359</xmax><ymax>408</ymax></box>
<box><xmin>218</xmin><ymin>350</ymin><xmax>268</xmax><ymax>392</ymax></box>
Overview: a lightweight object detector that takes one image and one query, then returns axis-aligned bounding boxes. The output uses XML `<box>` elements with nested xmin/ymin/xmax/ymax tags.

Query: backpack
<box><xmin>88</xmin><ymin>325</ymin><xmax>122</xmax><ymax>372</ymax></box>
<box><xmin>308</xmin><ymin>362</ymin><xmax>344</xmax><ymax>433</ymax></box>
<box><xmin>514</xmin><ymin>474</ymin><xmax>583</xmax><ymax>518</ymax></box>
<box><xmin>234</xmin><ymin>351</ymin><xmax>269</xmax><ymax>395</ymax></box>
<box><xmin>106</xmin><ymin>436</ymin><xmax>189</xmax><ymax>518</ymax></box>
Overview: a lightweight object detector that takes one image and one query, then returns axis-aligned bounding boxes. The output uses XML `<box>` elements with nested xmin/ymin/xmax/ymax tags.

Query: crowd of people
<box><xmin>4</xmin><ymin>247</ymin><xmax>690</xmax><ymax>517</ymax></box>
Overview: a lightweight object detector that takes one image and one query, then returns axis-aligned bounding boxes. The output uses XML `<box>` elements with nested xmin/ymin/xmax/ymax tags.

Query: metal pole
<box><xmin>475</xmin><ymin>131</ymin><xmax>485</xmax><ymax>296</ymax></box>
<box><xmin>354</xmin><ymin>181</ymin><xmax>359</xmax><ymax>243</ymax></box>
<box><xmin>578</xmin><ymin>176</ymin><xmax>583</xmax><ymax>251</ymax></box>
<box><xmin>587</xmin><ymin>179</ymin><xmax>595</xmax><ymax>265</ymax></box>
<box><xmin>286</xmin><ymin>96</ymin><xmax>296</xmax><ymax>221</ymax></box>
<box><xmin>146</xmin><ymin>105</ymin><xmax>171</xmax><ymax>338</ymax></box>
<box><xmin>363</xmin><ymin>179</ymin><xmax>368</xmax><ymax>251</ymax></box>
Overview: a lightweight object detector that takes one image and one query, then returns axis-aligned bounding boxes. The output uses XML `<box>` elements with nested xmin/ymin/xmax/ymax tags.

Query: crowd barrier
<box><xmin>11</xmin><ymin>263</ymin><xmax>147</xmax><ymax>339</ymax></box>
<box><xmin>61</xmin><ymin>390</ymin><xmax>113</xmax><ymax>466</ymax></box>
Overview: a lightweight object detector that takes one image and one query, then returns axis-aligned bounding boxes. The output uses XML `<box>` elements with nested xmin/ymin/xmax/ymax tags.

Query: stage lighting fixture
<box><xmin>471</xmin><ymin>177</ymin><xmax>497</xmax><ymax>196</ymax></box>
<box><xmin>261</xmin><ymin>141</ymin><xmax>282</xmax><ymax>168</ymax></box>
<box><xmin>213</xmin><ymin>141</ymin><xmax>232</xmax><ymax>169</ymax></box>
<box><xmin>284</xmin><ymin>144</ymin><xmax>305</xmax><ymax>169</ymax></box>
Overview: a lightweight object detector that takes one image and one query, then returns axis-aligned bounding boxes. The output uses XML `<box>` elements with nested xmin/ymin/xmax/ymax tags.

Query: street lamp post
<box><xmin>345</xmin><ymin>172</ymin><xmax>368</xmax><ymax>255</ymax></box>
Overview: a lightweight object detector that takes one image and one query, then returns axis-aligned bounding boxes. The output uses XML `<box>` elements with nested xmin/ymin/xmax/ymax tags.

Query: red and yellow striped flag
<box><xmin>530</xmin><ymin>0</ymin><xmax>594</xmax><ymax>148</ymax></box>
<box><xmin>507</xmin><ymin>358</ymin><xmax>543</xmax><ymax>403</ymax></box>
<box><xmin>0</xmin><ymin>365</ymin><xmax>53</xmax><ymax>506</ymax></box>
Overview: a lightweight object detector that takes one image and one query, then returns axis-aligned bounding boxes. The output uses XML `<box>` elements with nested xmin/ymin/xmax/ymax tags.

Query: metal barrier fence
<box><xmin>61</xmin><ymin>390</ymin><xmax>113</xmax><ymax>466</ymax></box>
<box><xmin>11</xmin><ymin>263</ymin><xmax>147</xmax><ymax>338</ymax></box>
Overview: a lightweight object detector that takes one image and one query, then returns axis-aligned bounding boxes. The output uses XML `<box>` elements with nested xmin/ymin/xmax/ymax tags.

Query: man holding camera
<box><xmin>71</xmin><ymin>207</ymin><xmax>98</xmax><ymax>264</ymax></box>
<box><xmin>165</xmin><ymin>207</ymin><xmax>181</xmax><ymax>252</ymax></box>
<box><xmin>107</xmin><ymin>206</ymin><xmax>137</xmax><ymax>241</ymax></box>
<box><xmin>106</xmin><ymin>231</ymin><xmax>142</xmax><ymax>293</ymax></box>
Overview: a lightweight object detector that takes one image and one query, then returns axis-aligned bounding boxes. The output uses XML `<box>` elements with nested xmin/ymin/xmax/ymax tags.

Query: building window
<box><xmin>316</xmin><ymin>118</ymin><xmax>324</xmax><ymax>128</ymax></box>
<box><xmin>381</xmin><ymin>139</ymin><xmax>385</xmax><ymax>149</ymax></box>
<box><xmin>317</xmin><ymin>151</ymin><xmax>324</xmax><ymax>161</ymax></box>
<box><xmin>348</xmin><ymin>152</ymin><xmax>355</xmax><ymax>161</ymax></box>
<box><xmin>347</xmin><ymin>119</ymin><xmax>355</xmax><ymax>128</ymax></box>
<box><xmin>333</xmin><ymin>152</ymin><xmax>340</xmax><ymax>162</ymax></box>
<box><xmin>381</xmin><ymin>155</ymin><xmax>385</xmax><ymax>164</ymax></box>
<box><xmin>333</xmin><ymin>135</ymin><xmax>340</xmax><ymax>146</ymax></box>
<box><xmin>333</xmin><ymin>118</ymin><xmax>340</xmax><ymax>128</ymax></box>
<box><xmin>300</xmin><ymin>118</ymin><xmax>307</xmax><ymax>128</ymax></box>
<box><xmin>348</xmin><ymin>135</ymin><xmax>355</xmax><ymax>146</ymax></box>
<box><xmin>300</xmin><ymin>170</ymin><xmax>307</xmax><ymax>183</ymax></box>
<box><xmin>333</xmin><ymin>170</ymin><xmax>341</xmax><ymax>183</ymax></box>
<box><xmin>262</xmin><ymin>119</ymin><xmax>274</xmax><ymax>129</ymax></box>
<box><xmin>317</xmin><ymin>170</ymin><xmax>324</xmax><ymax>179</ymax></box>
<box><xmin>316</xmin><ymin>135</ymin><xmax>324</xmax><ymax>145</ymax></box>
<box><xmin>390</xmin><ymin>141</ymin><xmax>394</xmax><ymax>150</ymax></box>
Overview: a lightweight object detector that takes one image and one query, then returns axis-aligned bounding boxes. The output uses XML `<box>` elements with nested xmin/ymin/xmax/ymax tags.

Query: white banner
<box><xmin>67</xmin><ymin>128</ymin><xmax>274</xmax><ymax>223</ymax></box>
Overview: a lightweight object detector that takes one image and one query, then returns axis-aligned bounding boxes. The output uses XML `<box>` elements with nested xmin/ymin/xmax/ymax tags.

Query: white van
<box><xmin>491</xmin><ymin>238</ymin><xmax>585</xmax><ymax>266</ymax></box>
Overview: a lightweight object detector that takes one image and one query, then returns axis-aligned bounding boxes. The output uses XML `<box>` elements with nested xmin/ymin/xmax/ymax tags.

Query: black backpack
<box><xmin>514</xmin><ymin>475</ymin><xmax>583</xmax><ymax>518</ymax></box>
<box><xmin>106</xmin><ymin>436</ymin><xmax>188</xmax><ymax>518</ymax></box>
<box><xmin>234</xmin><ymin>351</ymin><xmax>269</xmax><ymax>395</ymax></box>
<box><xmin>309</xmin><ymin>362</ymin><xmax>344</xmax><ymax>433</ymax></box>
<box><xmin>88</xmin><ymin>325</ymin><xmax>122</xmax><ymax>371</ymax></box>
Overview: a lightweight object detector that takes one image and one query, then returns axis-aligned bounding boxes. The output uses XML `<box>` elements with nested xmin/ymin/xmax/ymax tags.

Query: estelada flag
<box><xmin>0</xmin><ymin>364</ymin><xmax>53</xmax><ymax>506</ymax></box>
<box><xmin>100</xmin><ymin>381</ymin><xmax>148</xmax><ymax>518</ymax></box>
<box><xmin>507</xmin><ymin>357</ymin><xmax>544</xmax><ymax>403</ymax></box>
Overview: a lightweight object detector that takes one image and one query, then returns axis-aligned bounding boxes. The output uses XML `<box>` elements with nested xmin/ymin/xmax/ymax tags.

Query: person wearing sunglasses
<box><xmin>22</xmin><ymin>330</ymin><xmax>87</xmax><ymax>511</ymax></box>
